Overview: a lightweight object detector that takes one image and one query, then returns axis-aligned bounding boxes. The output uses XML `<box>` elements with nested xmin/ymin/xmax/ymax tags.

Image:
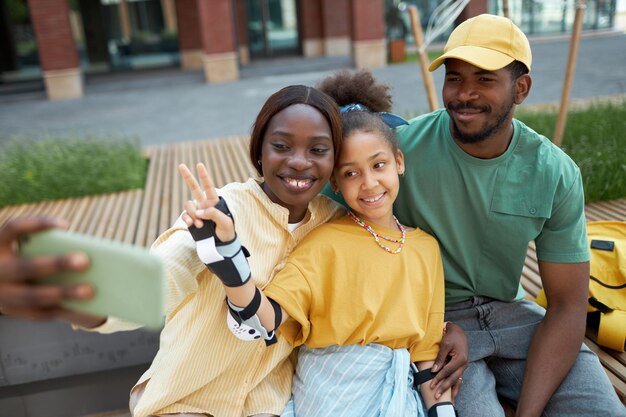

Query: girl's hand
<box><xmin>431</xmin><ymin>321</ymin><xmax>468</xmax><ymax>401</ymax></box>
<box><xmin>178</xmin><ymin>163</ymin><xmax>235</xmax><ymax>242</ymax></box>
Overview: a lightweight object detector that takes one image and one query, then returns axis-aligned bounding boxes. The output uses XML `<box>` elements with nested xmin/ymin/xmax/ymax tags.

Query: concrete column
<box><xmin>28</xmin><ymin>0</ymin><xmax>83</xmax><ymax>99</ymax></box>
<box><xmin>350</xmin><ymin>0</ymin><xmax>386</xmax><ymax>69</ymax></box>
<box><xmin>197</xmin><ymin>0</ymin><xmax>238</xmax><ymax>83</ymax></box>
<box><xmin>299</xmin><ymin>0</ymin><xmax>323</xmax><ymax>57</ymax></box>
<box><xmin>161</xmin><ymin>0</ymin><xmax>177</xmax><ymax>32</ymax></box>
<box><xmin>321</xmin><ymin>0</ymin><xmax>351</xmax><ymax>56</ymax></box>
<box><xmin>118</xmin><ymin>0</ymin><xmax>132</xmax><ymax>41</ymax></box>
<box><xmin>176</xmin><ymin>0</ymin><xmax>203</xmax><ymax>69</ymax></box>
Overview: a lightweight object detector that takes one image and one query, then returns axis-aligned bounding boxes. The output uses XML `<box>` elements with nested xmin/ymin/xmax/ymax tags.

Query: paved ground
<box><xmin>1</xmin><ymin>30</ymin><xmax>625</xmax><ymax>146</ymax></box>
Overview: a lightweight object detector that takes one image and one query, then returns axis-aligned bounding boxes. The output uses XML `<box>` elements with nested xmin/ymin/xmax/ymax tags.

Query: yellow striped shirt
<box><xmin>127</xmin><ymin>179</ymin><xmax>343</xmax><ymax>417</ymax></box>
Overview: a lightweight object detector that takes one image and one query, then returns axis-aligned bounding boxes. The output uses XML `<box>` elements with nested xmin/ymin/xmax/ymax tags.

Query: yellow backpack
<box><xmin>536</xmin><ymin>221</ymin><xmax>626</xmax><ymax>352</ymax></box>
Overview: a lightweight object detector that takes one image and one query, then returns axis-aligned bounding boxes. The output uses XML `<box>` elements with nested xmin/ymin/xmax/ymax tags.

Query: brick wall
<box><xmin>350</xmin><ymin>0</ymin><xmax>384</xmax><ymax>41</ymax></box>
<box><xmin>321</xmin><ymin>0</ymin><xmax>350</xmax><ymax>37</ymax></box>
<box><xmin>299</xmin><ymin>0</ymin><xmax>323</xmax><ymax>39</ymax></box>
<box><xmin>28</xmin><ymin>0</ymin><xmax>78</xmax><ymax>71</ymax></box>
<box><xmin>457</xmin><ymin>0</ymin><xmax>488</xmax><ymax>22</ymax></box>
<box><xmin>176</xmin><ymin>0</ymin><xmax>202</xmax><ymax>51</ymax></box>
<box><xmin>197</xmin><ymin>0</ymin><xmax>236</xmax><ymax>54</ymax></box>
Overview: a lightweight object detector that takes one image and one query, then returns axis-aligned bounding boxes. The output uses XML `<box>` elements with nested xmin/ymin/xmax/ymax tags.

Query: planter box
<box><xmin>388</xmin><ymin>39</ymin><xmax>406</xmax><ymax>63</ymax></box>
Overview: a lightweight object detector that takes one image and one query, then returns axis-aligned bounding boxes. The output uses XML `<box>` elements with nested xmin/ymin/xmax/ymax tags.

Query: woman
<box><xmin>127</xmin><ymin>85</ymin><xmax>343</xmax><ymax>417</ymax></box>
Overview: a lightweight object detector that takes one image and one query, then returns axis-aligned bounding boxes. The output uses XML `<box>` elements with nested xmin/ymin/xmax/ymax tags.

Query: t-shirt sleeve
<box><xmin>408</xmin><ymin>248</ymin><xmax>445</xmax><ymax>362</ymax></box>
<box><xmin>264</xmin><ymin>262</ymin><xmax>313</xmax><ymax>347</ymax></box>
<box><xmin>535</xmin><ymin>169</ymin><xmax>590</xmax><ymax>263</ymax></box>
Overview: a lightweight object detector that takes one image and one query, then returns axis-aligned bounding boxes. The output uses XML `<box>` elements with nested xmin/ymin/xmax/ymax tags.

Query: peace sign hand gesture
<box><xmin>178</xmin><ymin>163</ymin><xmax>251</xmax><ymax>288</ymax></box>
<box><xmin>178</xmin><ymin>163</ymin><xmax>235</xmax><ymax>243</ymax></box>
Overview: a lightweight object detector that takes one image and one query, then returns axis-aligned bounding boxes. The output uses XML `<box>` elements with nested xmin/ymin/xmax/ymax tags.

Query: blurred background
<box><xmin>0</xmin><ymin>1</ymin><xmax>625</xmax><ymax>416</ymax></box>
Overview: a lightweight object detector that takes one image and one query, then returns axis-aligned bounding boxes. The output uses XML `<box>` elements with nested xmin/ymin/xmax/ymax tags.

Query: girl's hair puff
<box><xmin>317</xmin><ymin>70</ymin><xmax>399</xmax><ymax>154</ymax></box>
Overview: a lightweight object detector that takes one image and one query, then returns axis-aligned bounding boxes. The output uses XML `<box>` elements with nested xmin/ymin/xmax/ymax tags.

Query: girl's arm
<box><xmin>414</xmin><ymin>360</ymin><xmax>457</xmax><ymax>416</ymax></box>
<box><xmin>178</xmin><ymin>163</ymin><xmax>288</xmax><ymax>342</ymax></box>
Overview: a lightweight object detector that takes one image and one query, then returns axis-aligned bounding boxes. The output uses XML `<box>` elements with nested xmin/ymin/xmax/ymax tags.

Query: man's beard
<box><xmin>448</xmin><ymin>98</ymin><xmax>515</xmax><ymax>144</ymax></box>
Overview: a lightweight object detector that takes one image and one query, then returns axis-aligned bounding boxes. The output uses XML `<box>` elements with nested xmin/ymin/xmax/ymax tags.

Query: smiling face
<box><xmin>331</xmin><ymin>130</ymin><xmax>404</xmax><ymax>229</ymax></box>
<box><xmin>443</xmin><ymin>59</ymin><xmax>529</xmax><ymax>149</ymax></box>
<box><xmin>260</xmin><ymin>103</ymin><xmax>335</xmax><ymax>223</ymax></box>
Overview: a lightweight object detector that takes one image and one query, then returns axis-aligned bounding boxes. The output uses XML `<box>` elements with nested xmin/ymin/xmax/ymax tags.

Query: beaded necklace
<box><xmin>348</xmin><ymin>211</ymin><xmax>406</xmax><ymax>254</ymax></box>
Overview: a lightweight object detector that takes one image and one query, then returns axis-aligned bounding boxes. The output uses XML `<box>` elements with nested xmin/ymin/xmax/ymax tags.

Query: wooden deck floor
<box><xmin>1</xmin><ymin>136</ymin><xmax>624</xmax><ymax>402</ymax></box>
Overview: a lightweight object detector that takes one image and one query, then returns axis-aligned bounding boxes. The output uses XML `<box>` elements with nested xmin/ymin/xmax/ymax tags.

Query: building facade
<box><xmin>0</xmin><ymin>0</ymin><xmax>618</xmax><ymax>100</ymax></box>
<box><xmin>1</xmin><ymin>0</ymin><xmax>388</xmax><ymax>99</ymax></box>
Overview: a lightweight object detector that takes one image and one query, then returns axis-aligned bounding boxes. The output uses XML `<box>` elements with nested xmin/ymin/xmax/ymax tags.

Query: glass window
<box><xmin>246</xmin><ymin>0</ymin><xmax>299</xmax><ymax>58</ymax></box>
<box><xmin>490</xmin><ymin>0</ymin><xmax>617</xmax><ymax>35</ymax></box>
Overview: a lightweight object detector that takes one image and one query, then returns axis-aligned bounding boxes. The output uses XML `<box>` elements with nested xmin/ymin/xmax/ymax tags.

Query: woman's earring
<box><xmin>257</xmin><ymin>159</ymin><xmax>262</xmax><ymax>166</ymax></box>
<box><xmin>398</xmin><ymin>170</ymin><xmax>405</xmax><ymax>177</ymax></box>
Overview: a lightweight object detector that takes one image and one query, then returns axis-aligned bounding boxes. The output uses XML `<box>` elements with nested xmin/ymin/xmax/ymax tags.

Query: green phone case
<box><xmin>20</xmin><ymin>229</ymin><xmax>165</xmax><ymax>330</ymax></box>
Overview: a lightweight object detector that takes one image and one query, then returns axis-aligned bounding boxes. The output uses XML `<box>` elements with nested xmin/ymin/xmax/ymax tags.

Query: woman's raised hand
<box><xmin>178</xmin><ymin>163</ymin><xmax>235</xmax><ymax>242</ymax></box>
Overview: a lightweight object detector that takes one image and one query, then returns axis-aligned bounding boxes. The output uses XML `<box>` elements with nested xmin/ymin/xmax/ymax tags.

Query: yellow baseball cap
<box><xmin>429</xmin><ymin>14</ymin><xmax>532</xmax><ymax>72</ymax></box>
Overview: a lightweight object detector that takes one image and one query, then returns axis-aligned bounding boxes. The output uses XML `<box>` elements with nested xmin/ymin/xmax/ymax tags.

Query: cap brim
<box><xmin>429</xmin><ymin>46</ymin><xmax>515</xmax><ymax>72</ymax></box>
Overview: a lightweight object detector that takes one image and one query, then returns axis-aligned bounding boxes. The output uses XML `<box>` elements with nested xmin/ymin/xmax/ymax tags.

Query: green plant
<box><xmin>16</xmin><ymin>39</ymin><xmax>37</xmax><ymax>55</ymax></box>
<box><xmin>6</xmin><ymin>0</ymin><xmax>29</xmax><ymax>23</ymax></box>
<box><xmin>385</xmin><ymin>0</ymin><xmax>409</xmax><ymax>40</ymax></box>
<box><xmin>517</xmin><ymin>100</ymin><xmax>626</xmax><ymax>203</ymax></box>
<box><xmin>160</xmin><ymin>29</ymin><xmax>178</xmax><ymax>41</ymax></box>
<box><xmin>132</xmin><ymin>31</ymin><xmax>161</xmax><ymax>45</ymax></box>
<box><xmin>0</xmin><ymin>135</ymin><xmax>148</xmax><ymax>207</ymax></box>
<box><xmin>404</xmin><ymin>49</ymin><xmax>443</xmax><ymax>64</ymax></box>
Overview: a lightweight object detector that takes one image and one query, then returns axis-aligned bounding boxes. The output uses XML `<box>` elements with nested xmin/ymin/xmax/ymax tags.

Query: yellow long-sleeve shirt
<box><xmin>108</xmin><ymin>179</ymin><xmax>343</xmax><ymax>417</ymax></box>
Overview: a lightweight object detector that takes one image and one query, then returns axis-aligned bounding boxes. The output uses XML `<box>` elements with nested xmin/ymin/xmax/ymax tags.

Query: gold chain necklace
<box><xmin>348</xmin><ymin>211</ymin><xmax>406</xmax><ymax>254</ymax></box>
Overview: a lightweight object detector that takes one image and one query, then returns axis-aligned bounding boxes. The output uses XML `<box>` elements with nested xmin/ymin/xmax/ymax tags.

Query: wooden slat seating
<box><xmin>520</xmin><ymin>198</ymin><xmax>626</xmax><ymax>402</ymax></box>
<box><xmin>0</xmin><ymin>136</ymin><xmax>624</xmax><ymax>403</ymax></box>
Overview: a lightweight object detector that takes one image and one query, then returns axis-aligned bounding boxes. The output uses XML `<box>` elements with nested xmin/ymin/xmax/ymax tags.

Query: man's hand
<box><xmin>0</xmin><ymin>216</ymin><xmax>106</xmax><ymax>328</ymax></box>
<box><xmin>431</xmin><ymin>321</ymin><xmax>468</xmax><ymax>401</ymax></box>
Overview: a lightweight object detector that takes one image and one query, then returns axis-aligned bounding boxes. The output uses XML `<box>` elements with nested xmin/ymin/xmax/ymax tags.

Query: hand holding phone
<box><xmin>0</xmin><ymin>216</ymin><xmax>105</xmax><ymax>327</ymax></box>
<box><xmin>19</xmin><ymin>226</ymin><xmax>165</xmax><ymax>330</ymax></box>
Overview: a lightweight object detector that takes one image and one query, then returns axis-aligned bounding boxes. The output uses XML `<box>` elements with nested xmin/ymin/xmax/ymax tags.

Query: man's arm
<box><xmin>516</xmin><ymin>260</ymin><xmax>589</xmax><ymax>417</ymax></box>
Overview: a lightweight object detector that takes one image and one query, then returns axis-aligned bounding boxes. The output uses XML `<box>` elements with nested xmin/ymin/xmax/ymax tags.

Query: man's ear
<box><xmin>514</xmin><ymin>74</ymin><xmax>532</xmax><ymax>105</ymax></box>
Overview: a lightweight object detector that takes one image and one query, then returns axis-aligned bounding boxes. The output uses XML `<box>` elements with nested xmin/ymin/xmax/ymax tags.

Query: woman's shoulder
<box><xmin>218</xmin><ymin>178</ymin><xmax>261</xmax><ymax>201</ymax></box>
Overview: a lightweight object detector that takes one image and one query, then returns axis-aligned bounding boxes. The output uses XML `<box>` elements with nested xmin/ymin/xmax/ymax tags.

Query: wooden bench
<box><xmin>521</xmin><ymin>200</ymin><xmax>626</xmax><ymax>403</ymax></box>
<box><xmin>0</xmin><ymin>136</ymin><xmax>624</xmax><ymax>404</ymax></box>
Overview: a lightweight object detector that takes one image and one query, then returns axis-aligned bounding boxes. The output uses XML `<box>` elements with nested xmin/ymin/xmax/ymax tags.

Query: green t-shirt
<box><xmin>391</xmin><ymin>109</ymin><xmax>589</xmax><ymax>304</ymax></box>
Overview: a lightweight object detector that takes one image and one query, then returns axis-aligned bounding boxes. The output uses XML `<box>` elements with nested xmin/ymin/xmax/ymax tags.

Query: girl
<box><xmin>184</xmin><ymin>71</ymin><xmax>458</xmax><ymax>417</ymax></box>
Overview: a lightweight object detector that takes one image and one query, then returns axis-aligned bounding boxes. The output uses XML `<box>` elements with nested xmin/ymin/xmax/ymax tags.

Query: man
<box><xmin>393</xmin><ymin>14</ymin><xmax>625</xmax><ymax>417</ymax></box>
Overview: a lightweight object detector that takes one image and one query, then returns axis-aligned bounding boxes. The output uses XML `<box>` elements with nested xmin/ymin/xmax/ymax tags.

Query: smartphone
<box><xmin>20</xmin><ymin>229</ymin><xmax>165</xmax><ymax>330</ymax></box>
